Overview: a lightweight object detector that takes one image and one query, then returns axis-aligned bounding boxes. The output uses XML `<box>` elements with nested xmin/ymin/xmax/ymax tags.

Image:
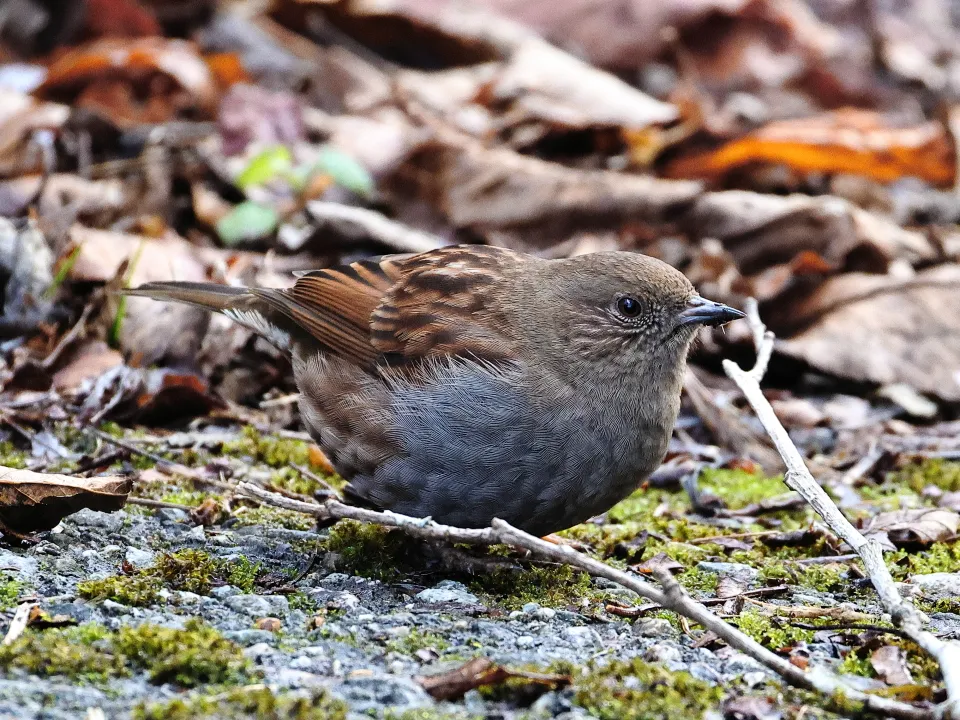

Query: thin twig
<box><xmin>2</xmin><ymin>603</ymin><xmax>36</xmax><ymax>646</ymax></box>
<box><xmin>723</xmin><ymin>299</ymin><xmax>960</xmax><ymax>720</ymax></box>
<box><xmin>789</xmin><ymin>622</ymin><xmax>915</xmax><ymax>642</ymax></box>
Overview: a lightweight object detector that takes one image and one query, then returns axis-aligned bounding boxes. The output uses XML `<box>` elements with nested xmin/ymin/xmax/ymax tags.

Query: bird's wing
<box><xmin>263</xmin><ymin>245</ymin><xmax>523</xmax><ymax>368</ymax></box>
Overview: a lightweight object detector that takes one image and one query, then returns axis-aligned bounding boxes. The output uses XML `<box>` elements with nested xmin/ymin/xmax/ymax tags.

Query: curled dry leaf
<box><xmin>665</xmin><ymin>109</ymin><xmax>956</xmax><ymax>187</ymax></box>
<box><xmin>863</xmin><ymin>508</ymin><xmax>959</xmax><ymax>548</ymax></box>
<box><xmin>416</xmin><ymin>656</ymin><xmax>569</xmax><ymax>701</ymax></box>
<box><xmin>0</xmin><ymin>466</ymin><xmax>132</xmax><ymax>536</ymax></box>
<box><xmin>0</xmin><ymin>89</ymin><xmax>69</xmax><ymax>177</ymax></box>
<box><xmin>777</xmin><ymin>265</ymin><xmax>960</xmax><ymax>401</ymax></box>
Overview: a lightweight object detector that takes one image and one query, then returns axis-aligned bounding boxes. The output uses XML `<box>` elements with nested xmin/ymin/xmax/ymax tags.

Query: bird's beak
<box><xmin>678</xmin><ymin>295</ymin><xmax>745</xmax><ymax>327</ymax></box>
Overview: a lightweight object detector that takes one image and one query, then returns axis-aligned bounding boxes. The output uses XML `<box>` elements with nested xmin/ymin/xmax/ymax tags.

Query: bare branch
<box><xmin>724</xmin><ymin>300</ymin><xmax>960</xmax><ymax>720</ymax></box>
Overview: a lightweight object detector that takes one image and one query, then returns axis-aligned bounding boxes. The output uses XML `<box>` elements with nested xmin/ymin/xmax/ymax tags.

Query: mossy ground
<box><xmin>0</xmin><ymin>619</ymin><xmax>252</xmax><ymax>687</ymax></box>
<box><xmin>6</xmin><ymin>419</ymin><xmax>958</xmax><ymax>719</ymax></box>
<box><xmin>77</xmin><ymin>549</ymin><xmax>261</xmax><ymax>605</ymax></box>
<box><xmin>133</xmin><ymin>686</ymin><xmax>348</xmax><ymax>720</ymax></box>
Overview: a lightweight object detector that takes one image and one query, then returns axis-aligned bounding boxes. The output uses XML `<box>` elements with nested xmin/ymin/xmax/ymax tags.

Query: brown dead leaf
<box><xmin>52</xmin><ymin>341</ymin><xmax>124</xmax><ymax>393</ymax></box>
<box><xmin>0</xmin><ymin>90</ymin><xmax>69</xmax><ymax>178</ymax></box>
<box><xmin>864</xmin><ymin>508</ymin><xmax>959</xmax><ymax>548</ymax></box>
<box><xmin>684</xmin><ymin>191</ymin><xmax>936</xmax><ymax>278</ymax></box>
<box><xmin>777</xmin><ymin>265</ymin><xmax>960</xmax><ymax>401</ymax></box>
<box><xmin>399</xmin><ymin>136</ymin><xmax>700</xmax><ymax>249</ymax></box>
<box><xmin>416</xmin><ymin>657</ymin><xmax>569</xmax><ymax>701</ymax></box>
<box><xmin>36</xmin><ymin>37</ymin><xmax>218</xmax><ymax>127</ymax></box>
<box><xmin>0</xmin><ymin>466</ymin><xmax>131</xmax><ymax>536</ymax></box>
<box><xmin>485</xmin><ymin>37</ymin><xmax>677</xmax><ymax>132</ymax></box>
<box><xmin>633</xmin><ymin>551</ymin><xmax>684</xmax><ymax>576</ymax></box>
<box><xmin>665</xmin><ymin>109</ymin><xmax>956</xmax><ymax>187</ymax></box>
<box><xmin>871</xmin><ymin>645</ymin><xmax>914</xmax><ymax>686</ymax></box>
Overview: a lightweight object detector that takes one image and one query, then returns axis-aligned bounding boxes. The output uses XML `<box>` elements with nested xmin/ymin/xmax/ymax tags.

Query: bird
<box><xmin>124</xmin><ymin>245</ymin><xmax>743</xmax><ymax>536</ymax></box>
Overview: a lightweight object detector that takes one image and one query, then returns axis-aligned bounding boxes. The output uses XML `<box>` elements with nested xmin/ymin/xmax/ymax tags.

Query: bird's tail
<box><xmin>121</xmin><ymin>282</ymin><xmax>302</xmax><ymax>352</ymax></box>
<box><xmin>122</xmin><ymin>281</ymin><xmax>250</xmax><ymax>312</ymax></box>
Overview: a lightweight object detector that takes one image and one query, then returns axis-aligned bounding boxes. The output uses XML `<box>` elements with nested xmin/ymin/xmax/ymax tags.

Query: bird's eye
<box><xmin>616</xmin><ymin>295</ymin><xmax>642</xmax><ymax>318</ymax></box>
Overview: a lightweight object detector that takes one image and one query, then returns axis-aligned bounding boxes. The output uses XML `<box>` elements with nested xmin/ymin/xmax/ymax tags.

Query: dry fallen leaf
<box><xmin>863</xmin><ymin>508</ymin><xmax>960</xmax><ymax>548</ymax></box>
<box><xmin>777</xmin><ymin>265</ymin><xmax>960</xmax><ymax>401</ymax></box>
<box><xmin>666</xmin><ymin>109</ymin><xmax>955</xmax><ymax>187</ymax></box>
<box><xmin>0</xmin><ymin>466</ymin><xmax>132</xmax><ymax>536</ymax></box>
<box><xmin>871</xmin><ymin>645</ymin><xmax>914</xmax><ymax>686</ymax></box>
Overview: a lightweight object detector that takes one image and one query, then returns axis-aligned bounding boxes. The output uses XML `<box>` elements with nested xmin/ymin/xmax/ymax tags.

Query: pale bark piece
<box><xmin>777</xmin><ymin>265</ymin><xmax>960</xmax><ymax>401</ymax></box>
<box><xmin>0</xmin><ymin>466</ymin><xmax>132</xmax><ymax>535</ymax></box>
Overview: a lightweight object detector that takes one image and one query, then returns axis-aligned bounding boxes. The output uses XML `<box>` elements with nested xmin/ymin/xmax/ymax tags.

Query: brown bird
<box><xmin>125</xmin><ymin>245</ymin><xmax>743</xmax><ymax>535</ymax></box>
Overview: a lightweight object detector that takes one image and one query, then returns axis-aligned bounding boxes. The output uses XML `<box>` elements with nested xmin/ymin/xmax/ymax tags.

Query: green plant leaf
<box><xmin>216</xmin><ymin>202</ymin><xmax>279</xmax><ymax>246</ymax></box>
<box><xmin>313</xmin><ymin>147</ymin><xmax>374</xmax><ymax>198</ymax></box>
<box><xmin>236</xmin><ymin>145</ymin><xmax>293</xmax><ymax>190</ymax></box>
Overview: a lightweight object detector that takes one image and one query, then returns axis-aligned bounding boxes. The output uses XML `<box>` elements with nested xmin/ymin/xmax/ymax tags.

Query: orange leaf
<box><xmin>665</xmin><ymin>109</ymin><xmax>956</xmax><ymax>187</ymax></box>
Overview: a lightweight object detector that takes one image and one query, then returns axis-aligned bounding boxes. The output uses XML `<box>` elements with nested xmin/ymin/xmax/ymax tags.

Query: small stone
<box><xmin>211</xmin><ymin>585</ymin><xmax>241</xmax><ymax>599</ymax></box>
<box><xmin>521</xmin><ymin>601</ymin><xmax>541</xmax><ymax>614</ymax></box>
<box><xmin>157</xmin><ymin>508</ymin><xmax>190</xmax><ymax>524</ymax></box>
<box><xmin>516</xmin><ymin>635</ymin><xmax>536</xmax><ymax>647</ymax></box>
<box><xmin>562</xmin><ymin>626</ymin><xmax>600</xmax><ymax>646</ymax></box>
<box><xmin>697</xmin><ymin>561</ymin><xmax>760</xmax><ymax>586</ymax></box>
<box><xmin>243</xmin><ymin>642</ymin><xmax>277</xmax><ymax>662</ymax></box>
<box><xmin>320</xmin><ymin>573</ymin><xmax>351</xmax><ymax>585</ymax></box>
<box><xmin>414</xmin><ymin>580</ymin><xmax>480</xmax><ymax>605</ymax></box>
<box><xmin>508</xmin><ymin>610</ymin><xmax>524</xmax><ymax>620</ymax></box>
<box><xmin>334</xmin><ymin>675</ymin><xmax>432</xmax><ymax>713</ymax></box>
<box><xmin>185</xmin><ymin>525</ymin><xmax>206</xmax><ymax>541</ymax></box>
<box><xmin>69</xmin><ymin>509</ymin><xmax>124</xmax><ymax>532</ymax></box>
<box><xmin>643</xmin><ymin>643</ymin><xmax>682</xmax><ymax>664</ymax></box>
<box><xmin>533</xmin><ymin>607</ymin><xmax>557</xmax><ymax>621</ymax></box>
<box><xmin>912</xmin><ymin>573</ymin><xmax>960</xmax><ymax>601</ymax></box>
<box><xmin>255</xmin><ymin>617</ymin><xmax>282</xmax><ymax>632</ymax></box>
<box><xmin>124</xmin><ymin>547</ymin><xmax>155</xmax><ymax>568</ymax></box>
<box><xmin>632</xmin><ymin>618</ymin><xmax>678</xmax><ymax>638</ymax></box>
<box><xmin>225</xmin><ymin>594</ymin><xmax>290</xmax><ymax>617</ymax></box>
<box><xmin>224</xmin><ymin>629</ymin><xmax>277</xmax><ymax>646</ymax></box>
<box><xmin>102</xmin><ymin>544</ymin><xmax>123</xmax><ymax>554</ymax></box>
<box><xmin>689</xmin><ymin>662</ymin><xmax>723</xmax><ymax>684</ymax></box>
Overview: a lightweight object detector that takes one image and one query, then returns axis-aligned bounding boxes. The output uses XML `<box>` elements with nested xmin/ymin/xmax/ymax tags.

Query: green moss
<box><xmin>77</xmin><ymin>574</ymin><xmax>163</xmax><ymax>606</ymax></box>
<box><xmin>733</xmin><ymin>610</ymin><xmax>815</xmax><ymax>650</ymax></box>
<box><xmin>226</xmin><ymin>556</ymin><xmax>261</xmax><ymax>593</ymax></box>
<box><xmin>565</xmin><ymin>657</ymin><xmax>725</xmax><ymax>720</ymax></box>
<box><xmin>78</xmin><ymin>550</ymin><xmax>262</xmax><ymax>606</ymax></box>
<box><xmin>233</xmin><ymin>504</ymin><xmax>316</xmax><ymax>531</ymax></box>
<box><xmin>0</xmin><ymin>574</ymin><xmax>24</xmax><ymax>610</ymax></box>
<box><xmin>287</xmin><ymin>592</ymin><xmax>318</xmax><ymax>613</ymax></box>
<box><xmin>0</xmin><ymin>620</ymin><xmax>250</xmax><ymax>687</ymax></box>
<box><xmin>384</xmin><ymin>711</ymin><xmax>481</xmax><ymax>720</ymax></box>
<box><xmin>134</xmin><ymin>687</ymin><xmax>347</xmax><ymax>720</ymax></box>
<box><xmin>675</xmin><ymin>568</ymin><xmax>718</xmax><ymax>595</ymax></box>
<box><xmin>892</xmin><ymin>459</ymin><xmax>960</xmax><ymax>494</ymax></box>
<box><xmin>698</xmin><ymin>469</ymin><xmax>787</xmax><ymax>510</ymax></box>
<box><xmin>324</xmin><ymin>520</ymin><xmax>419</xmax><ymax>582</ymax></box>
<box><xmin>836</xmin><ymin>649</ymin><xmax>874</xmax><ymax>677</ymax></box>
<box><xmin>0</xmin><ymin>623</ymin><xmax>120</xmax><ymax>683</ymax></box>
<box><xmin>222</xmin><ymin>426</ymin><xmax>311</xmax><ymax>468</ymax></box>
<box><xmin>891</xmin><ymin>541</ymin><xmax>960</xmax><ymax>578</ymax></box>
<box><xmin>471</xmin><ymin>563</ymin><xmax>594</xmax><ymax>610</ymax></box>
<box><xmin>114</xmin><ymin>620</ymin><xmax>251</xmax><ymax>686</ymax></box>
<box><xmin>0</xmin><ymin>440</ymin><xmax>27</xmax><ymax>469</ymax></box>
<box><xmin>385</xmin><ymin>628</ymin><xmax>449</xmax><ymax>655</ymax></box>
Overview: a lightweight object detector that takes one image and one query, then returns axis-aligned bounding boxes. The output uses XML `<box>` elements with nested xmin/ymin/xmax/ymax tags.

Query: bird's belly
<box><xmin>344</xmin><ymin>360</ymin><xmax>670</xmax><ymax>536</ymax></box>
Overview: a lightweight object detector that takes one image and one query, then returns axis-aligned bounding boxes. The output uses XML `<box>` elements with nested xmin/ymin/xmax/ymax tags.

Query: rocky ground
<box><xmin>1</xmin><ymin>425</ymin><xmax>959</xmax><ymax>720</ymax></box>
